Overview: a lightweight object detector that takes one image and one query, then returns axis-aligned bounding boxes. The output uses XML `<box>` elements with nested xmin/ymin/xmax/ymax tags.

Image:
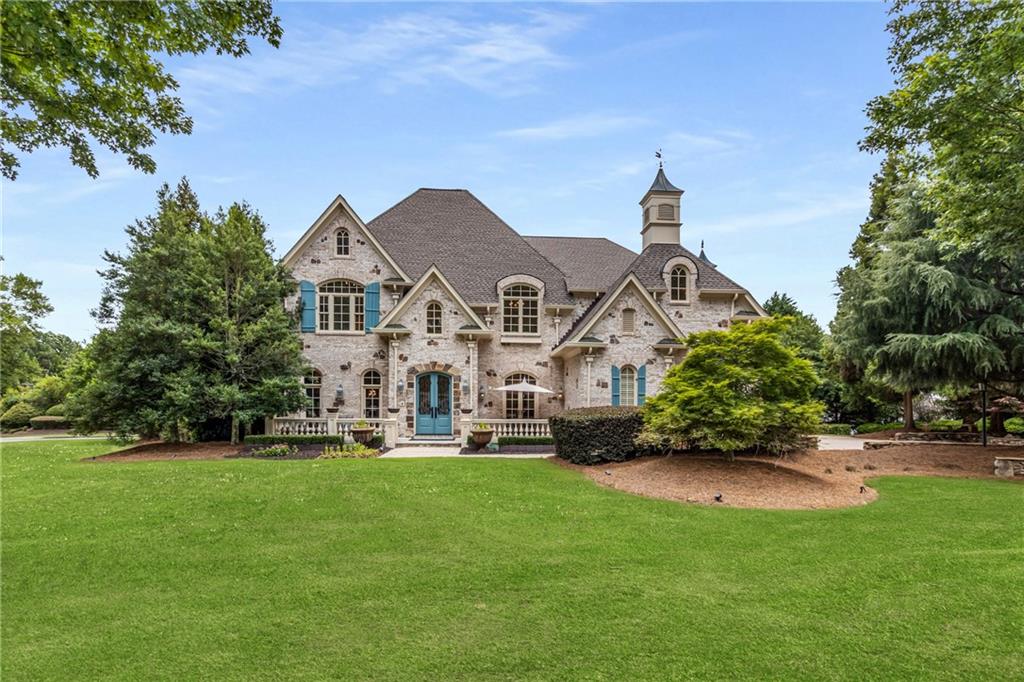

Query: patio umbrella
<box><xmin>491</xmin><ymin>382</ymin><xmax>555</xmax><ymax>419</ymax></box>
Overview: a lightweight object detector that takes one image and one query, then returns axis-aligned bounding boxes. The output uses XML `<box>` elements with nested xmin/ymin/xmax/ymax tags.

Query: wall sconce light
<box><xmin>335</xmin><ymin>384</ymin><xmax>345</xmax><ymax>401</ymax></box>
<box><xmin>479</xmin><ymin>384</ymin><xmax>486</xmax><ymax>400</ymax></box>
<box><xmin>461</xmin><ymin>379</ymin><xmax>470</xmax><ymax>396</ymax></box>
<box><xmin>397</xmin><ymin>379</ymin><xmax>405</xmax><ymax>394</ymax></box>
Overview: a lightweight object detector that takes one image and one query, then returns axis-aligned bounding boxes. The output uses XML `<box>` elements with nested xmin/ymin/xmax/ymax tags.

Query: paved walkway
<box><xmin>381</xmin><ymin>447</ymin><xmax>552</xmax><ymax>458</ymax></box>
<box><xmin>1</xmin><ymin>432</ymin><xmax>116</xmax><ymax>444</ymax></box>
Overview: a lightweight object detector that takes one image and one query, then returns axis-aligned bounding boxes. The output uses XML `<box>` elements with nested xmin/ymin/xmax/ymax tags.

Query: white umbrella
<box><xmin>491</xmin><ymin>381</ymin><xmax>554</xmax><ymax>394</ymax></box>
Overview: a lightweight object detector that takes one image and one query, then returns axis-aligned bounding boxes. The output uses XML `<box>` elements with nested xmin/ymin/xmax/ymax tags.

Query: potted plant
<box><xmin>350</xmin><ymin>419</ymin><xmax>375</xmax><ymax>445</ymax></box>
<box><xmin>470</xmin><ymin>422</ymin><xmax>493</xmax><ymax>449</ymax></box>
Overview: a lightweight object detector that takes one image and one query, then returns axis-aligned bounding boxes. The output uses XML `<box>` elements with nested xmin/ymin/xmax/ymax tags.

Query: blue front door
<box><xmin>415</xmin><ymin>372</ymin><xmax>453</xmax><ymax>436</ymax></box>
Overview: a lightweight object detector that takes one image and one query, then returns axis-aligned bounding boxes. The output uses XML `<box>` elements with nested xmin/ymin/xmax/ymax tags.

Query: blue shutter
<box><xmin>637</xmin><ymin>365</ymin><xmax>647</xmax><ymax>405</ymax></box>
<box><xmin>364</xmin><ymin>282</ymin><xmax>380</xmax><ymax>333</ymax></box>
<box><xmin>611</xmin><ymin>365</ymin><xmax>620</xmax><ymax>406</ymax></box>
<box><xmin>300</xmin><ymin>280</ymin><xmax>316</xmax><ymax>332</ymax></box>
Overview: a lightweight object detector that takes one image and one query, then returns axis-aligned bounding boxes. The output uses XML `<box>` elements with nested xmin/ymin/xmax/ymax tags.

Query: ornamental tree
<box><xmin>642</xmin><ymin>318</ymin><xmax>822</xmax><ymax>456</ymax></box>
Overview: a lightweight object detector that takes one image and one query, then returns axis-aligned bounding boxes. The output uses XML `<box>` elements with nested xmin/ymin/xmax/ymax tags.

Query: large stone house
<box><xmin>274</xmin><ymin>167</ymin><xmax>765</xmax><ymax>444</ymax></box>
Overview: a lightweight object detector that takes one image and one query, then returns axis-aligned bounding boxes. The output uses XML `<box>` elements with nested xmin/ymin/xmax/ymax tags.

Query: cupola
<box><xmin>640</xmin><ymin>165</ymin><xmax>683</xmax><ymax>250</ymax></box>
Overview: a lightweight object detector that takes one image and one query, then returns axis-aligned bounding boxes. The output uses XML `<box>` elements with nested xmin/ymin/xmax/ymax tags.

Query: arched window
<box><xmin>505</xmin><ymin>373</ymin><xmax>537</xmax><ymax>419</ymax></box>
<box><xmin>303</xmin><ymin>369</ymin><xmax>322</xmax><ymax>417</ymax></box>
<box><xmin>502</xmin><ymin>284</ymin><xmax>539</xmax><ymax>334</ymax></box>
<box><xmin>362</xmin><ymin>370</ymin><xmax>382</xmax><ymax>419</ymax></box>
<box><xmin>335</xmin><ymin>228</ymin><xmax>350</xmax><ymax>256</ymax></box>
<box><xmin>426</xmin><ymin>302</ymin><xmax>442</xmax><ymax>335</ymax></box>
<box><xmin>670</xmin><ymin>266</ymin><xmax>689</xmax><ymax>302</ymax></box>
<box><xmin>621</xmin><ymin>308</ymin><xmax>636</xmax><ymax>335</ymax></box>
<box><xmin>619</xmin><ymin>366</ymin><xmax>637</xmax><ymax>407</ymax></box>
<box><xmin>657</xmin><ymin>204</ymin><xmax>675</xmax><ymax>220</ymax></box>
<box><xmin>318</xmin><ymin>280</ymin><xmax>364</xmax><ymax>331</ymax></box>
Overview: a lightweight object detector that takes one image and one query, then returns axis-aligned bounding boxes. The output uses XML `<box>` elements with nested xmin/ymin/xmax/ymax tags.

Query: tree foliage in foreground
<box><xmin>642</xmin><ymin>318</ymin><xmax>822</xmax><ymax>455</ymax></box>
<box><xmin>67</xmin><ymin>180</ymin><xmax>305</xmax><ymax>442</ymax></box>
<box><xmin>0</xmin><ymin>1</ymin><xmax>281</xmax><ymax>180</ymax></box>
<box><xmin>863</xmin><ymin>0</ymin><xmax>1024</xmax><ymax>250</ymax></box>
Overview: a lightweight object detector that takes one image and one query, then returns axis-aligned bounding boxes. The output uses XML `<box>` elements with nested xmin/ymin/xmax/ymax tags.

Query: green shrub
<box><xmin>974</xmin><ymin>417</ymin><xmax>992</xmax><ymax>432</ymax></box>
<box><xmin>815</xmin><ymin>423</ymin><xmax>852</xmax><ymax>435</ymax></box>
<box><xmin>549</xmin><ymin>407</ymin><xmax>646</xmax><ymax>465</ymax></box>
<box><xmin>0</xmin><ymin>402</ymin><xmax>41</xmax><ymax>429</ymax></box>
<box><xmin>642</xmin><ymin>318</ymin><xmax>822</xmax><ymax>455</ymax></box>
<box><xmin>925</xmin><ymin>419</ymin><xmax>963</xmax><ymax>432</ymax></box>
<box><xmin>251</xmin><ymin>444</ymin><xmax>299</xmax><ymax>458</ymax></box>
<box><xmin>1004</xmin><ymin>417</ymin><xmax>1024</xmax><ymax>435</ymax></box>
<box><xmin>319</xmin><ymin>443</ymin><xmax>378</xmax><ymax>459</ymax></box>
<box><xmin>45</xmin><ymin>403</ymin><xmax>66</xmax><ymax>416</ymax></box>
<box><xmin>245</xmin><ymin>434</ymin><xmax>345</xmax><ymax>445</ymax></box>
<box><xmin>29</xmin><ymin>415</ymin><xmax>71</xmax><ymax>430</ymax></box>
<box><xmin>855</xmin><ymin>422</ymin><xmax>902</xmax><ymax>434</ymax></box>
<box><xmin>497</xmin><ymin>436</ymin><xmax>554</xmax><ymax>446</ymax></box>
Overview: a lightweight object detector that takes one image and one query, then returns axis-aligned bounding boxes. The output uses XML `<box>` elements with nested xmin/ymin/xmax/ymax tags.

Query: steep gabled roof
<box><xmin>523</xmin><ymin>236</ymin><xmax>636</xmax><ymax>292</ymax></box>
<box><xmin>367</xmin><ymin>189</ymin><xmax>572</xmax><ymax>306</ymax></box>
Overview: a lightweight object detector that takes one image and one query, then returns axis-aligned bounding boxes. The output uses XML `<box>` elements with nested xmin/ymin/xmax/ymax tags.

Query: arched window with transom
<box><xmin>318</xmin><ymin>280</ymin><xmax>364</xmax><ymax>331</ymax></box>
<box><xmin>670</xmin><ymin>266</ymin><xmax>689</xmax><ymax>302</ymax></box>
<box><xmin>505</xmin><ymin>372</ymin><xmax>537</xmax><ymax>419</ymax></box>
<box><xmin>362</xmin><ymin>370</ymin><xmax>382</xmax><ymax>419</ymax></box>
<box><xmin>502</xmin><ymin>284</ymin><xmax>539</xmax><ymax>334</ymax></box>
<box><xmin>426</xmin><ymin>302</ymin><xmax>442</xmax><ymax>335</ymax></box>
<box><xmin>335</xmin><ymin>228</ymin><xmax>350</xmax><ymax>256</ymax></box>
<box><xmin>303</xmin><ymin>369</ymin><xmax>322</xmax><ymax>417</ymax></box>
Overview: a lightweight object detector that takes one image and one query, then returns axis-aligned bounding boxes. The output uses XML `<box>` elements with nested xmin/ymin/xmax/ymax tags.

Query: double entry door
<box><xmin>415</xmin><ymin>372</ymin><xmax>452</xmax><ymax>435</ymax></box>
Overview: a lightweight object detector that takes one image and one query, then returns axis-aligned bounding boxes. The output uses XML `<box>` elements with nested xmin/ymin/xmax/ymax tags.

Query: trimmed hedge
<box><xmin>815</xmin><ymin>423</ymin><xmax>852</xmax><ymax>435</ymax></box>
<box><xmin>0</xmin><ymin>402</ymin><xmax>41</xmax><ymax>429</ymax></box>
<box><xmin>925</xmin><ymin>419</ymin><xmax>963</xmax><ymax>432</ymax></box>
<box><xmin>497</xmin><ymin>436</ymin><xmax>554</xmax><ymax>446</ymax></box>
<box><xmin>1005</xmin><ymin>417</ymin><xmax>1024</xmax><ymax>436</ymax></box>
<box><xmin>245</xmin><ymin>434</ymin><xmax>345</xmax><ymax>445</ymax></box>
<box><xmin>549</xmin><ymin>407</ymin><xmax>646</xmax><ymax>465</ymax></box>
<box><xmin>29</xmin><ymin>415</ymin><xmax>71</xmax><ymax>430</ymax></box>
<box><xmin>45</xmin><ymin>403</ymin><xmax>66</xmax><ymax>416</ymax></box>
<box><xmin>855</xmin><ymin>422</ymin><xmax>902</xmax><ymax>434</ymax></box>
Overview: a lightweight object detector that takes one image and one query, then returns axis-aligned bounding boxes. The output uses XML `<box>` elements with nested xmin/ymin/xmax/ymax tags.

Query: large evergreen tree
<box><xmin>68</xmin><ymin>180</ymin><xmax>305</xmax><ymax>442</ymax></box>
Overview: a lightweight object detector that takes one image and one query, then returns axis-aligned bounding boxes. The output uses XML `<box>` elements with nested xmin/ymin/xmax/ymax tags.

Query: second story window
<box><xmin>318</xmin><ymin>280</ymin><xmax>364</xmax><ymax>332</ymax></box>
<box><xmin>502</xmin><ymin>284</ymin><xmax>539</xmax><ymax>334</ymax></box>
<box><xmin>670</xmin><ymin>266</ymin><xmax>689</xmax><ymax>302</ymax></box>
<box><xmin>426</xmin><ymin>302</ymin><xmax>442</xmax><ymax>335</ymax></box>
<box><xmin>335</xmin><ymin>228</ymin><xmax>350</xmax><ymax>256</ymax></box>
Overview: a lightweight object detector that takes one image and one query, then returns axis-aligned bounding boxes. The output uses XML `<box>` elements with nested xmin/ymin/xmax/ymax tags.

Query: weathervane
<box><xmin>655</xmin><ymin>148</ymin><xmax>663</xmax><ymax>168</ymax></box>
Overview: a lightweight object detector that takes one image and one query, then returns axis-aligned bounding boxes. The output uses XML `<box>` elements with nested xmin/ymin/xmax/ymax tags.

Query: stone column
<box><xmin>467</xmin><ymin>340</ymin><xmax>478</xmax><ymax>416</ymax></box>
<box><xmin>585</xmin><ymin>355</ymin><xmax>594</xmax><ymax>407</ymax></box>
<box><xmin>388</xmin><ymin>339</ymin><xmax>400</xmax><ymax>408</ymax></box>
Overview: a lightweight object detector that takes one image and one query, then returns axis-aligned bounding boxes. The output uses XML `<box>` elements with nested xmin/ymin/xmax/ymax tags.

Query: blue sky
<box><xmin>4</xmin><ymin>2</ymin><xmax>893</xmax><ymax>340</ymax></box>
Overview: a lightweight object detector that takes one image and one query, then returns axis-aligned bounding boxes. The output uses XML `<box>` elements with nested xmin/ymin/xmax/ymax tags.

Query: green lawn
<box><xmin>2</xmin><ymin>441</ymin><xmax>1022</xmax><ymax>680</ymax></box>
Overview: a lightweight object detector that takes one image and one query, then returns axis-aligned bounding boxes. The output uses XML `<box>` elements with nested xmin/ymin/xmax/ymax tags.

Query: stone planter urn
<box><xmin>470</xmin><ymin>426</ymin><xmax>493</xmax><ymax>450</ymax></box>
<box><xmin>351</xmin><ymin>426</ymin><xmax>375</xmax><ymax>445</ymax></box>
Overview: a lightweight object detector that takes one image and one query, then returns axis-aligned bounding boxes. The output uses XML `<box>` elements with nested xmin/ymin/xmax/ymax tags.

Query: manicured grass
<box><xmin>2</xmin><ymin>441</ymin><xmax>1022</xmax><ymax>680</ymax></box>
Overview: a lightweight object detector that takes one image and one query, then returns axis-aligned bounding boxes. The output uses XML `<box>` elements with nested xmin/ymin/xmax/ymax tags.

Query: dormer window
<box><xmin>426</xmin><ymin>302</ymin><xmax>442</xmax><ymax>335</ymax></box>
<box><xmin>657</xmin><ymin>204</ymin><xmax>675</xmax><ymax>220</ymax></box>
<box><xmin>670</xmin><ymin>266</ymin><xmax>689</xmax><ymax>302</ymax></box>
<box><xmin>502</xmin><ymin>284</ymin><xmax>539</xmax><ymax>334</ymax></box>
<box><xmin>335</xmin><ymin>228</ymin><xmax>350</xmax><ymax>256</ymax></box>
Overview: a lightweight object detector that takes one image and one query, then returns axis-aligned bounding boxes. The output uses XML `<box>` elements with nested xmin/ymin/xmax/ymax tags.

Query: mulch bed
<box><xmin>87</xmin><ymin>441</ymin><xmax>242</xmax><ymax>462</ymax></box>
<box><xmin>556</xmin><ymin>443</ymin><xmax>1024</xmax><ymax>510</ymax></box>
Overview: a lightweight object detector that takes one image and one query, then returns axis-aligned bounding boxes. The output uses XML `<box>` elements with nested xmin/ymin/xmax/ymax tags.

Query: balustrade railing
<box><xmin>480</xmin><ymin>419</ymin><xmax>551</xmax><ymax>438</ymax></box>
<box><xmin>270</xmin><ymin>418</ymin><xmax>328</xmax><ymax>436</ymax></box>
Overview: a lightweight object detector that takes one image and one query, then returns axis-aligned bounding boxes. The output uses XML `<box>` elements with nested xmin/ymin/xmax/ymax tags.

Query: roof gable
<box><xmin>377</xmin><ymin>265</ymin><xmax>488</xmax><ymax>330</ymax></box>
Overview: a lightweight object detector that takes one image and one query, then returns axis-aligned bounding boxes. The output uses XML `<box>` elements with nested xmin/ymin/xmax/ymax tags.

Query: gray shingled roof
<box><xmin>523</xmin><ymin>236</ymin><xmax>636</xmax><ymax>292</ymax></box>
<box><xmin>648</xmin><ymin>167</ymin><xmax>683</xmax><ymax>194</ymax></box>
<box><xmin>367</xmin><ymin>189</ymin><xmax>572</xmax><ymax>305</ymax></box>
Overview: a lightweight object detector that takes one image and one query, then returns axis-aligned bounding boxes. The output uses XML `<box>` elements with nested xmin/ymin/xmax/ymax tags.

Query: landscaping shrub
<box><xmin>549</xmin><ymin>407</ymin><xmax>646</xmax><ymax>465</ymax></box>
<box><xmin>29</xmin><ymin>415</ymin><xmax>71</xmax><ymax>430</ymax></box>
<box><xmin>815</xmin><ymin>423</ymin><xmax>852</xmax><ymax>435</ymax></box>
<box><xmin>245</xmin><ymin>434</ymin><xmax>345</xmax><ymax>446</ymax></box>
<box><xmin>1004</xmin><ymin>417</ymin><xmax>1024</xmax><ymax>435</ymax></box>
<box><xmin>925</xmin><ymin>419</ymin><xmax>963</xmax><ymax>432</ymax></box>
<box><xmin>251</xmin><ymin>444</ymin><xmax>299</xmax><ymax>458</ymax></box>
<box><xmin>0</xmin><ymin>402</ymin><xmax>41</xmax><ymax>429</ymax></box>
<box><xmin>642</xmin><ymin>318</ymin><xmax>822</xmax><ymax>455</ymax></box>
<box><xmin>45</xmin><ymin>403</ymin><xmax>66</xmax><ymax>416</ymax></box>
<box><xmin>497</xmin><ymin>436</ymin><xmax>554</xmax><ymax>446</ymax></box>
<box><xmin>855</xmin><ymin>422</ymin><xmax>902</xmax><ymax>434</ymax></box>
<box><xmin>319</xmin><ymin>443</ymin><xmax>378</xmax><ymax>459</ymax></box>
<box><xmin>974</xmin><ymin>417</ymin><xmax>993</xmax><ymax>432</ymax></box>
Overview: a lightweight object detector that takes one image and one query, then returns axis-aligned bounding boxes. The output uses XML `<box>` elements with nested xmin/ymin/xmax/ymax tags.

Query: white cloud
<box><xmin>662</xmin><ymin>129</ymin><xmax>756</xmax><ymax>158</ymax></box>
<box><xmin>700</xmin><ymin>189</ymin><xmax>868</xmax><ymax>234</ymax></box>
<box><xmin>497</xmin><ymin>113</ymin><xmax>650</xmax><ymax>141</ymax></box>
<box><xmin>176</xmin><ymin>8</ymin><xmax>583</xmax><ymax>105</ymax></box>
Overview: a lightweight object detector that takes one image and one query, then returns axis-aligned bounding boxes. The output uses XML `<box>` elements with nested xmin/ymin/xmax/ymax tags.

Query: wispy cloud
<box><xmin>497</xmin><ymin>112</ymin><xmax>650</xmax><ymax>141</ymax></box>
<box><xmin>176</xmin><ymin>8</ymin><xmax>583</xmax><ymax>105</ymax></box>
<box><xmin>662</xmin><ymin>129</ymin><xmax>757</xmax><ymax>159</ymax></box>
<box><xmin>700</xmin><ymin>189</ymin><xmax>868</xmax><ymax>234</ymax></box>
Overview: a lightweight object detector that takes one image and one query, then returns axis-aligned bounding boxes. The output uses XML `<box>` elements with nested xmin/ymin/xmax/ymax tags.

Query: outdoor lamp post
<box><xmin>979</xmin><ymin>380</ymin><xmax>988</xmax><ymax>447</ymax></box>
